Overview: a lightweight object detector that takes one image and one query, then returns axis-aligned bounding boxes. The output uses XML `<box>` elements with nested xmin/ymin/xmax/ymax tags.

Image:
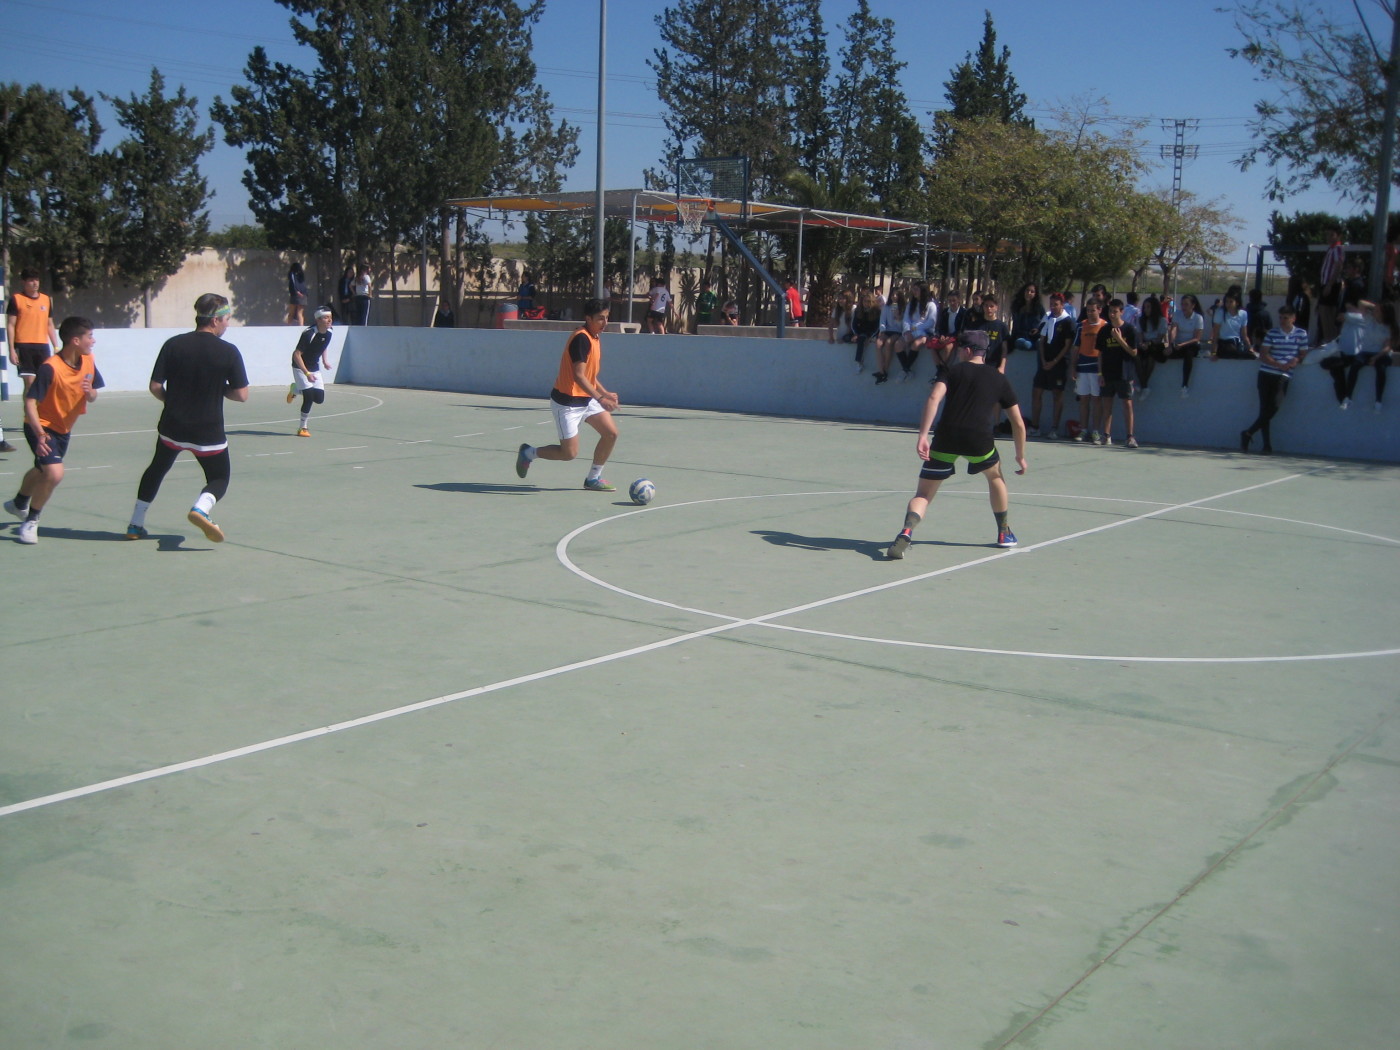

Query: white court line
<box><xmin>326</xmin><ymin>445</ymin><xmax>367</xmax><ymax>451</ymax></box>
<box><xmin>0</xmin><ymin>469</ymin><xmax>1330</xmax><ymax>821</ymax></box>
<box><xmin>76</xmin><ymin>391</ymin><xmax>386</xmax><ymax>438</ymax></box>
<box><xmin>454</xmin><ymin>433</ymin><xmax>484</xmax><ymax>438</ymax></box>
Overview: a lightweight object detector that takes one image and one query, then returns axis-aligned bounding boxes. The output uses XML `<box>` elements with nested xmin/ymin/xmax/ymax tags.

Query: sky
<box><xmin>1</xmin><ymin>0</ymin><xmax>1373</xmax><ymax>258</ymax></box>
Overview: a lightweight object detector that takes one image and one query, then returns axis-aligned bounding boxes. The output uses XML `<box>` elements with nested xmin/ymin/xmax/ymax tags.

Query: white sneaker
<box><xmin>1180</xmin><ymin>387</ymin><xmax>1189</xmax><ymax>399</ymax></box>
<box><xmin>1340</xmin><ymin>398</ymin><xmax>1350</xmax><ymax>411</ymax></box>
<box><xmin>853</xmin><ymin>361</ymin><xmax>864</xmax><ymax>374</ymax></box>
<box><xmin>1376</xmin><ymin>401</ymin><xmax>1383</xmax><ymax>413</ymax></box>
<box><xmin>1138</xmin><ymin>386</ymin><xmax>1151</xmax><ymax>403</ymax></box>
<box><xmin>3</xmin><ymin>499</ymin><xmax>24</xmax><ymax>520</ymax></box>
<box><xmin>16</xmin><ymin>519</ymin><xmax>37</xmax><ymax>544</ymax></box>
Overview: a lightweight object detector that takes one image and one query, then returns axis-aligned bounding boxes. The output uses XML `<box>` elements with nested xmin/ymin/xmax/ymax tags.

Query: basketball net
<box><xmin>676</xmin><ymin>197</ymin><xmax>711</xmax><ymax>235</ymax></box>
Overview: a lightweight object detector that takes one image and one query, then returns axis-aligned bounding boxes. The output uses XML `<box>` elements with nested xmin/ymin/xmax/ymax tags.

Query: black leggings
<box><xmin>1321</xmin><ymin>353</ymin><xmax>1390</xmax><ymax>402</ymax></box>
<box><xmin>301</xmin><ymin>388</ymin><xmax>326</xmax><ymax>412</ymax></box>
<box><xmin>138</xmin><ymin>441</ymin><xmax>231</xmax><ymax>503</ymax></box>
<box><xmin>1244</xmin><ymin>372</ymin><xmax>1289</xmax><ymax>448</ymax></box>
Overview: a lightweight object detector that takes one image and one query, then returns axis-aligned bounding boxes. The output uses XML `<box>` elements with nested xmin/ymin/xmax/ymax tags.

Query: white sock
<box><xmin>523</xmin><ymin>445</ymin><xmax>538</xmax><ymax>462</ymax></box>
<box><xmin>130</xmin><ymin>500</ymin><xmax>151</xmax><ymax>527</ymax></box>
<box><xmin>193</xmin><ymin>492</ymin><xmax>216</xmax><ymax>516</ymax></box>
<box><xmin>300</xmin><ymin>412</ymin><xmax>310</xmax><ymax>427</ymax></box>
<box><xmin>586</xmin><ymin>463</ymin><xmax>604</xmax><ymax>481</ymax></box>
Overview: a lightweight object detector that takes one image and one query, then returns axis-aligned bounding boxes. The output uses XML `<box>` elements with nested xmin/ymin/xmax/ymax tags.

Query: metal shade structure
<box><xmin>445</xmin><ymin>189</ymin><xmax>1016</xmax><ymax>324</ymax></box>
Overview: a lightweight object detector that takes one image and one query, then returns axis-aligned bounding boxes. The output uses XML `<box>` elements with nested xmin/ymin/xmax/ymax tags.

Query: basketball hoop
<box><xmin>676</xmin><ymin>197</ymin><xmax>712</xmax><ymax>235</ymax></box>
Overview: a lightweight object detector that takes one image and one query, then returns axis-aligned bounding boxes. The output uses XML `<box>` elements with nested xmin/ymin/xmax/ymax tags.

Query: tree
<box><xmin>1266</xmin><ymin>209</ymin><xmax>1374</xmax><ymax>284</ymax></box>
<box><xmin>1228</xmin><ymin>0</ymin><xmax>1396</xmax><ymax>203</ymax></box>
<box><xmin>930</xmin><ymin>11</ymin><xmax>1031</xmax><ymax>158</ymax></box>
<box><xmin>1145</xmin><ymin>190</ymin><xmax>1243</xmax><ymax>294</ymax></box>
<box><xmin>105</xmin><ymin>69</ymin><xmax>212</xmax><ymax>325</ymax></box>
<box><xmin>213</xmin><ymin>0</ymin><xmax>576</xmax><ymax>281</ymax></box>
<box><xmin>0</xmin><ymin>83</ymin><xmax>107</xmax><ymax>290</ymax></box>
<box><xmin>830</xmin><ymin>0</ymin><xmax>924</xmax><ymax>216</ymax></box>
<box><xmin>774</xmin><ymin>169</ymin><xmax>874</xmax><ymax>321</ymax></box>
<box><xmin>788</xmin><ymin>0</ymin><xmax>832</xmax><ymax>178</ymax></box>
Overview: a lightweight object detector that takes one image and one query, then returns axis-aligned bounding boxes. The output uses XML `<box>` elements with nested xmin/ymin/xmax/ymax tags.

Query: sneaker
<box><xmin>995</xmin><ymin>526</ymin><xmax>1017</xmax><ymax>549</ymax></box>
<box><xmin>853</xmin><ymin>361</ymin><xmax>864</xmax><ymax>374</ymax></box>
<box><xmin>296</xmin><ymin>428</ymin><xmax>311</xmax><ymax>437</ymax></box>
<box><xmin>1180</xmin><ymin>386</ymin><xmax>1189</xmax><ymax>399</ymax></box>
<box><xmin>1090</xmin><ymin>431</ymin><xmax>1103</xmax><ymax>445</ymax></box>
<box><xmin>1138</xmin><ymin>386</ymin><xmax>1151</xmax><ymax>403</ymax></box>
<box><xmin>3</xmin><ymin>499</ymin><xmax>25</xmax><ymax>520</ymax></box>
<box><xmin>1125</xmin><ymin>436</ymin><xmax>1138</xmax><ymax>449</ymax></box>
<box><xmin>1340</xmin><ymin>398</ymin><xmax>1351</xmax><ymax>411</ymax></box>
<box><xmin>873</xmin><ymin>371</ymin><xmax>888</xmax><ymax>384</ymax></box>
<box><xmin>582</xmin><ymin>477</ymin><xmax>616</xmax><ymax>492</ymax></box>
<box><xmin>1376</xmin><ymin>401</ymin><xmax>1384</xmax><ymax>413</ymax></box>
<box><xmin>16</xmin><ymin>519</ymin><xmax>37</xmax><ymax>544</ymax></box>
<box><xmin>1072</xmin><ymin>430</ymin><xmax>1085</xmax><ymax>442</ymax></box>
<box><xmin>1099</xmin><ymin>434</ymin><xmax>1112</xmax><ymax>446</ymax></box>
<box><xmin>1239</xmin><ymin>429</ymin><xmax>1251</xmax><ymax>452</ymax></box>
<box><xmin>900</xmin><ymin>370</ymin><xmax>913</xmax><ymax>384</ymax></box>
<box><xmin>0</xmin><ymin>441</ymin><xmax>16</xmax><ymax>453</ymax></box>
<box><xmin>286</xmin><ymin>383</ymin><xmax>297</xmax><ymax>404</ymax></box>
<box><xmin>515</xmin><ymin>443</ymin><xmax>531</xmax><ymax>479</ymax></box>
<box><xmin>1044</xmin><ymin>429</ymin><xmax>1059</xmax><ymax>441</ymax></box>
<box><xmin>187</xmin><ymin>507</ymin><xmax>225</xmax><ymax>543</ymax></box>
<box><xmin>125</xmin><ymin>523</ymin><xmax>148</xmax><ymax>540</ymax></box>
<box><xmin>887</xmin><ymin>531</ymin><xmax>912</xmax><ymax>560</ymax></box>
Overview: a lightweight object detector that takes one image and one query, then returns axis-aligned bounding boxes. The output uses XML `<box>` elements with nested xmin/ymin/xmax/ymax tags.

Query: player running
<box><xmin>514</xmin><ymin>298</ymin><xmax>620</xmax><ymax>492</ymax></box>
<box><xmin>288</xmin><ymin>307</ymin><xmax>334</xmax><ymax>435</ymax></box>
<box><xmin>886</xmin><ymin>329</ymin><xmax>1028</xmax><ymax>559</ymax></box>
<box><xmin>4</xmin><ymin>317</ymin><xmax>103</xmax><ymax>544</ymax></box>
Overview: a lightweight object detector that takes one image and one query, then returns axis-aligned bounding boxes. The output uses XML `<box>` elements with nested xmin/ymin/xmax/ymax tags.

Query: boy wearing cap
<box><xmin>887</xmin><ymin>329</ymin><xmax>1028</xmax><ymax>558</ymax></box>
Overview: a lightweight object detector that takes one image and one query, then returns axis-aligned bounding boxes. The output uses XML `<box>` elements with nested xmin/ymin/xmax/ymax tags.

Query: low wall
<box><xmin>8</xmin><ymin>326</ymin><xmax>350</xmax><ymax>396</ymax></box>
<box><xmin>336</xmin><ymin>327</ymin><xmax>1400</xmax><ymax>463</ymax></box>
<box><xmin>18</xmin><ymin>325</ymin><xmax>1397</xmax><ymax>463</ymax></box>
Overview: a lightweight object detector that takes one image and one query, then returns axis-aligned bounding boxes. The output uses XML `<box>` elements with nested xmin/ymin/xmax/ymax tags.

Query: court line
<box><xmin>76</xmin><ymin>391</ymin><xmax>386</xmax><ymax>438</ymax></box>
<box><xmin>0</xmin><ymin>468</ymin><xmax>1331</xmax><ymax>820</ymax></box>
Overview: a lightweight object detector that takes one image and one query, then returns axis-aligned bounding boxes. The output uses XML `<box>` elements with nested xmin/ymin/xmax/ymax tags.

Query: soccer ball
<box><xmin>629</xmin><ymin>478</ymin><xmax>656</xmax><ymax>505</ymax></box>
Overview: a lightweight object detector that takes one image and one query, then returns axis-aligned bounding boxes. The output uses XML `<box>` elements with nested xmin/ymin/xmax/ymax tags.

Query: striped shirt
<box><xmin>1259</xmin><ymin>326</ymin><xmax>1309</xmax><ymax>377</ymax></box>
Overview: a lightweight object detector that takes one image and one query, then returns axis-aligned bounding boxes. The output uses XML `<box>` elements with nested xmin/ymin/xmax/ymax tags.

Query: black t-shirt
<box><xmin>932</xmin><ymin>361</ymin><xmax>1019</xmax><ymax>456</ymax></box>
<box><xmin>970</xmin><ymin>318</ymin><xmax>1011</xmax><ymax>368</ymax></box>
<box><xmin>1095</xmin><ymin>323</ymin><xmax>1139</xmax><ymax>382</ymax></box>
<box><xmin>292</xmin><ymin>326</ymin><xmax>333</xmax><ymax>371</ymax></box>
<box><xmin>151</xmin><ymin>331</ymin><xmax>249</xmax><ymax>446</ymax></box>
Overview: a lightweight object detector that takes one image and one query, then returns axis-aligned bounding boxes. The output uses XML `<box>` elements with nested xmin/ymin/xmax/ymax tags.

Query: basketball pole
<box><xmin>592</xmin><ymin>0</ymin><xmax>607</xmax><ymax>300</ymax></box>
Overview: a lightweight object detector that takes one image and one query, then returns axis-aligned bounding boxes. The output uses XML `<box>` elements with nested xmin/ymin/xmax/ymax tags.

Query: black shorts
<box><xmin>1100</xmin><ymin>378</ymin><xmax>1134</xmax><ymax>400</ymax></box>
<box><xmin>919</xmin><ymin>446</ymin><xmax>1000</xmax><ymax>481</ymax></box>
<box><xmin>646</xmin><ymin>309</ymin><xmax>665</xmax><ymax>322</ymax></box>
<box><xmin>14</xmin><ymin>343</ymin><xmax>51</xmax><ymax>376</ymax></box>
<box><xmin>23</xmin><ymin>423</ymin><xmax>69</xmax><ymax>465</ymax></box>
<box><xmin>1033</xmin><ymin>362</ymin><xmax>1067</xmax><ymax>390</ymax></box>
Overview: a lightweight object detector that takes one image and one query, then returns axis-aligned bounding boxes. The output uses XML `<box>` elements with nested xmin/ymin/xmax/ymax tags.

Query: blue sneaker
<box><xmin>124</xmin><ymin>523</ymin><xmax>149</xmax><ymax>540</ymax></box>
<box><xmin>996</xmin><ymin>526</ymin><xmax>1018</xmax><ymax>549</ymax></box>
<box><xmin>583</xmin><ymin>477</ymin><xmax>616</xmax><ymax>492</ymax></box>
<box><xmin>187</xmin><ymin>507</ymin><xmax>225</xmax><ymax>543</ymax></box>
<box><xmin>515</xmin><ymin>443</ymin><xmax>531</xmax><ymax>478</ymax></box>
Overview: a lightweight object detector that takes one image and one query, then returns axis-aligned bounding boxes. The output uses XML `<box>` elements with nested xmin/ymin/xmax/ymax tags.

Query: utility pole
<box><xmin>1160</xmin><ymin>119</ymin><xmax>1200</xmax><ymax>297</ymax></box>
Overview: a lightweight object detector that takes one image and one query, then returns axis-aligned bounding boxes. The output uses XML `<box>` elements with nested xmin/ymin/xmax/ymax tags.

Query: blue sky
<box><xmin>3</xmin><ymin>0</ymin><xmax>1369</xmax><ymax>255</ymax></box>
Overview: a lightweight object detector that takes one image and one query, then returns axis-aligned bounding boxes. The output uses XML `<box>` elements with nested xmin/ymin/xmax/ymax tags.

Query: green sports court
<box><xmin>2</xmin><ymin>382</ymin><xmax>1397</xmax><ymax>1049</ymax></box>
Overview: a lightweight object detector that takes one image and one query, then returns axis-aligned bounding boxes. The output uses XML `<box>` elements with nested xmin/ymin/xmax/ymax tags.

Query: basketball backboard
<box><xmin>676</xmin><ymin>156</ymin><xmax>750</xmax><ymax>221</ymax></box>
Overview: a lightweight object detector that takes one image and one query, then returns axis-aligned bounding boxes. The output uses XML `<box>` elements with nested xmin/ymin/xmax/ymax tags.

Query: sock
<box><xmin>903</xmin><ymin>510</ymin><xmax>922</xmax><ymax>531</ymax></box>
<box><xmin>130</xmin><ymin>499</ymin><xmax>151</xmax><ymax>528</ymax></box>
<box><xmin>994</xmin><ymin>510</ymin><xmax>1009</xmax><ymax>529</ymax></box>
<box><xmin>25</xmin><ymin>507</ymin><xmax>40</xmax><ymax>522</ymax></box>
<box><xmin>300</xmin><ymin>413</ymin><xmax>310</xmax><ymax>427</ymax></box>
<box><xmin>586</xmin><ymin>463</ymin><xmax>604</xmax><ymax>482</ymax></box>
<box><xmin>13</xmin><ymin>492</ymin><xmax>30</xmax><ymax>512</ymax></box>
<box><xmin>193</xmin><ymin>491</ymin><xmax>217</xmax><ymax>516</ymax></box>
<box><xmin>523</xmin><ymin>445</ymin><xmax>538</xmax><ymax>462</ymax></box>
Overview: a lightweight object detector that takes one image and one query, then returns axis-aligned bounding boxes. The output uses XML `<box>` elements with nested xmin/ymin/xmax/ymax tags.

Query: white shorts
<box><xmin>293</xmin><ymin>369</ymin><xmax>325</xmax><ymax>392</ymax></box>
<box><xmin>1074</xmin><ymin>372</ymin><xmax>1101</xmax><ymax>397</ymax></box>
<box><xmin>551</xmin><ymin>397</ymin><xmax>605</xmax><ymax>440</ymax></box>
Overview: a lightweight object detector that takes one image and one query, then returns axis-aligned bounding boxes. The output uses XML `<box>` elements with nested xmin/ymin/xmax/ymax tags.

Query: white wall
<box><xmin>35</xmin><ymin>324</ymin><xmax>1400</xmax><ymax>463</ymax></box>
<box><xmin>336</xmin><ymin>327</ymin><xmax>1400</xmax><ymax>463</ymax></box>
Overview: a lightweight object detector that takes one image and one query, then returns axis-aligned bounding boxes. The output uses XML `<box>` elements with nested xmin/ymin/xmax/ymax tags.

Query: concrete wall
<box><xmin>21</xmin><ymin>324</ymin><xmax>1397</xmax><ymax>463</ymax></box>
<box><xmin>335</xmin><ymin>326</ymin><xmax>1400</xmax><ymax>463</ymax></box>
